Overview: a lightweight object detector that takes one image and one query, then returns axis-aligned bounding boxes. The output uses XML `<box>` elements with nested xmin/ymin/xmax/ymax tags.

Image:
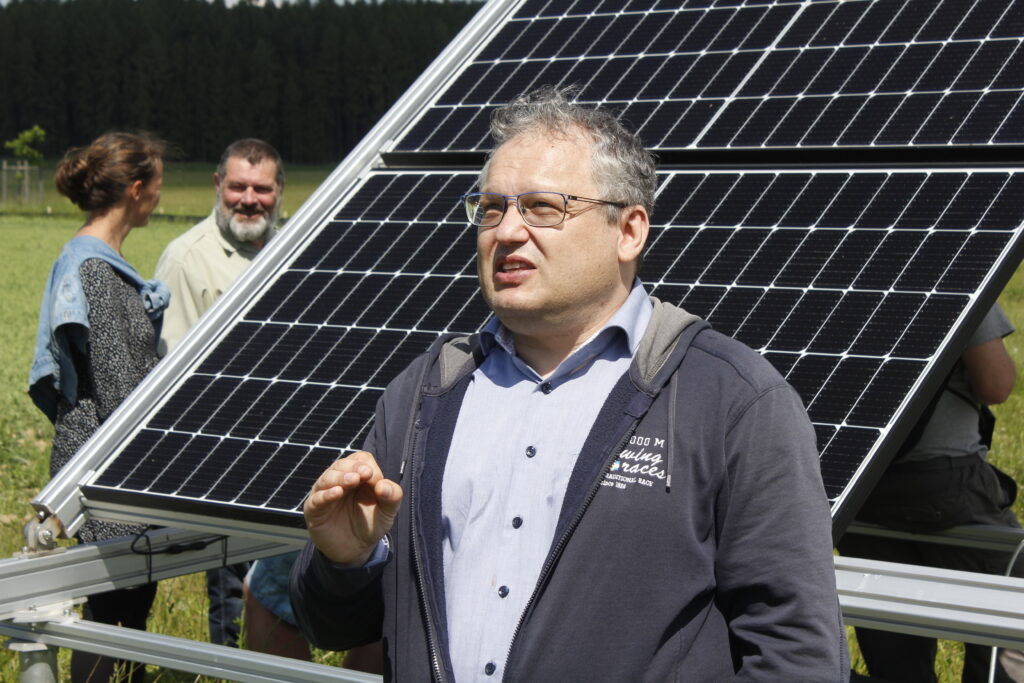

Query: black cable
<box><xmin>130</xmin><ymin>529</ymin><xmax>228</xmax><ymax>557</ymax></box>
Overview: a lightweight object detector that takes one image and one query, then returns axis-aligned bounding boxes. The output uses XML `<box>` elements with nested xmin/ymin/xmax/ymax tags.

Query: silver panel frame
<box><xmin>0</xmin><ymin>528</ymin><xmax>297</xmax><ymax>620</ymax></box>
<box><xmin>4</xmin><ymin>551</ymin><xmax>1024</xmax><ymax>682</ymax></box>
<box><xmin>0</xmin><ymin>620</ymin><xmax>379</xmax><ymax>683</ymax></box>
<box><xmin>836</xmin><ymin>556</ymin><xmax>1024</xmax><ymax>650</ymax></box>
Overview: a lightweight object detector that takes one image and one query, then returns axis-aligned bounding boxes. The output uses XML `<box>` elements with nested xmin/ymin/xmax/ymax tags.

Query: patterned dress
<box><xmin>50</xmin><ymin>258</ymin><xmax>159</xmax><ymax>543</ymax></box>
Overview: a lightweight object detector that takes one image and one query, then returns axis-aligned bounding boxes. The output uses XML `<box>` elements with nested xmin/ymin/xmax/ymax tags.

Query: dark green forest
<box><xmin>0</xmin><ymin>0</ymin><xmax>481</xmax><ymax>162</ymax></box>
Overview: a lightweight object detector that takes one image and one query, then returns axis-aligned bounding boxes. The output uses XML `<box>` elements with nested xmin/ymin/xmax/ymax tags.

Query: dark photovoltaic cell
<box><xmin>395</xmin><ymin>0</ymin><xmax>1024</xmax><ymax>152</ymax></box>
<box><xmin>84</xmin><ymin>171</ymin><xmax>485</xmax><ymax>526</ymax></box>
<box><xmin>82</xmin><ymin>168</ymin><xmax>1024</xmax><ymax>526</ymax></box>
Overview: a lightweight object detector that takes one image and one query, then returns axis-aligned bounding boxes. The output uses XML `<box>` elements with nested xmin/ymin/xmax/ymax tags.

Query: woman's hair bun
<box><xmin>54</xmin><ymin>132</ymin><xmax>165</xmax><ymax>212</ymax></box>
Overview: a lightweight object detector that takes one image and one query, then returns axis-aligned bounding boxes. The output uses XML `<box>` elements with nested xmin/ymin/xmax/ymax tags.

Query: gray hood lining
<box><xmin>434</xmin><ymin>297</ymin><xmax>701</xmax><ymax>392</ymax></box>
<box><xmin>633</xmin><ymin>297</ymin><xmax>701</xmax><ymax>387</ymax></box>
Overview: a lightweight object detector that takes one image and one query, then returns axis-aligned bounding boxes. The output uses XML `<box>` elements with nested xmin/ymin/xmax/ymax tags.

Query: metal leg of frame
<box><xmin>5</xmin><ymin>638</ymin><xmax>58</xmax><ymax>683</ymax></box>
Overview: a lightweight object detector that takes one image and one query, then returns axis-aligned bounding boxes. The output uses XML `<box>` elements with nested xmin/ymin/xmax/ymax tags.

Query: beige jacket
<box><xmin>154</xmin><ymin>213</ymin><xmax>264</xmax><ymax>356</ymax></box>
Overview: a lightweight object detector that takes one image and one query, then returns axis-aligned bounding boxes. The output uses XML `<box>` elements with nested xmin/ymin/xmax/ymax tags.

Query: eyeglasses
<box><xmin>461</xmin><ymin>191</ymin><xmax>627</xmax><ymax>228</ymax></box>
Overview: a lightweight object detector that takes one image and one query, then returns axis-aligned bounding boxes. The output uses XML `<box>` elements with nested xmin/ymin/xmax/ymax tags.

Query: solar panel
<box><xmin>395</xmin><ymin>0</ymin><xmax>1024</xmax><ymax>152</ymax></box>
<box><xmin>75</xmin><ymin>171</ymin><xmax>481</xmax><ymax>528</ymax></box>
<box><xmin>36</xmin><ymin>0</ymin><xmax>1024</xmax><ymax>538</ymax></box>
<box><xmin>76</xmin><ymin>167</ymin><xmax>1024</xmax><ymax>531</ymax></box>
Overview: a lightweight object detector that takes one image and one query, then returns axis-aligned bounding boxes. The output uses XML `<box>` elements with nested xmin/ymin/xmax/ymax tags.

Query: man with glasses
<box><xmin>290</xmin><ymin>87</ymin><xmax>847</xmax><ymax>681</ymax></box>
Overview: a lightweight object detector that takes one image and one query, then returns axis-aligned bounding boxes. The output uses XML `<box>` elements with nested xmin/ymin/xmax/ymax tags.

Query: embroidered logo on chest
<box><xmin>602</xmin><ymin>433</ymin><xmax>667</xmax><ymax>490</ymax></box>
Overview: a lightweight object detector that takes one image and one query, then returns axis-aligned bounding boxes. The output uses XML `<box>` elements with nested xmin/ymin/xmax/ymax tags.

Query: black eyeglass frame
<box><xmin>460</xmin><ymin>191</ymin><xmax>628</xmax><ymax>228</ymax></box>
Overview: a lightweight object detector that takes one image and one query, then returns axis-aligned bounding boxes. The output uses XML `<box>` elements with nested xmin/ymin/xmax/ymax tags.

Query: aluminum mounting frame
<box><xmin>4</xmin><ymin>551</ymin><xmax>1024</xmax><ymax>683</ymax></box>
<box><xmin>0</xmin><ymin>527</ymin><xmax>299</xmax><ymax>620</ymax></box>
<box><xmin>836</xmin><ymin>556</ymin><xmax>1024</xmax><ymax>650</ymax></box>
<box><xmin>0</xmin><ymin>619</ymin><xmax>378</xmax><ymax>683</ymax></box>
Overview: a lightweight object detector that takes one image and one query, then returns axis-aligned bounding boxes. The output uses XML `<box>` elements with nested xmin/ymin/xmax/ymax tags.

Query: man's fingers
<box><xmin>313</xmin><ymin>453</ymin><xmax>380</xmax><ymax>494</ymax></box>
<box><xmin>344</xmin><ymin>450</ymin><xmax>381</xmax><ymax>471</ymax></box>
<box><xmin>375</xmin><ymin>479</ymin><xmax>404</xmax><ymax>516</ymax></box>
<box><xmin>304</xmin><ymin>483</ymin><xmax>344</xmax><ymax>515</ymax></box>
<box><xmin>305</xmin><ymin>451</ymin><xmax>393</xmax><ymax>520</ymax></box>
<box><xmin>303</xmin><ymin>458</ymin><xmax>402</xmax><ymax>564</ymax></box>
<box><xmin>306</xmin><ymin>469</ymin><xmax>368</xmax><ymax>510</ymax></box>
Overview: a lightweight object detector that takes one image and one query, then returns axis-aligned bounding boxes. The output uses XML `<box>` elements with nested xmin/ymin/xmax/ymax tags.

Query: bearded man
<box><xmin>153</xmin><ymin>137</ymin><xmax>284</xmax><ymax>650</ymax></box>
<box><xmin>155</xmin><ymin>137</ymin><xmax>283</xmax><ymax>356</ymax></box>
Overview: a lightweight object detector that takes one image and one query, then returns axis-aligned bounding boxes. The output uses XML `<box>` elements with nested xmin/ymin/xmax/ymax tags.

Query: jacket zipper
<box><xmin>407</xmin><ymin>420</ymin><xmax>448</xmax><ymax>683</ymax></box>
<box><xmin>501</xmin><ymin>419</ymin><xmax>641</xmax><ymax>682</ymax></box>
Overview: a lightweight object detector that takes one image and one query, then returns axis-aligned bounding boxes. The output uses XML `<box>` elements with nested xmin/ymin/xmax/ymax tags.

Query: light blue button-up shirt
<box><xmin>441</xmin><ymin>281</ymin><xmax>652</xmax><ymax>681</ymax></box>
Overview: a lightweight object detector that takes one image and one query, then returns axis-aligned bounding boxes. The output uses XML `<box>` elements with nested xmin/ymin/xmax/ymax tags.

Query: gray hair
<box><xmin>216</xmin><ymin>138</ymin><xmax>285</xmax><ymax>191</ymax></box>
<box><xmin>481</xmin><ymin>86</ymin><xmax>657</xmax><ymax>223</ymax></box>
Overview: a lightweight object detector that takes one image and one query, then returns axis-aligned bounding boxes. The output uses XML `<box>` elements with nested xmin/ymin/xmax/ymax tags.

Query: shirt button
<box><xmin>498</xmin><ymin>585</ymin><xmax>509</xmax><ymax>598</ymax></box>
<box><xmin>525</xmin><ymin>445</ymin><xmax>536</xmax><ymax>458</ymax></box>
<box><xmin>512</xmin><ymin>516</ymin><xmax>523</xmax><ymax>529</ymax></box>
<box><xmin>485</xmin><ymin>662</ymin><xmax>496</xmax><ymax>676</ymax></box>
<box><xmin>540</xmin><ymin>382</ymin><xmax>553</xmax><ymax>394</ymax></box>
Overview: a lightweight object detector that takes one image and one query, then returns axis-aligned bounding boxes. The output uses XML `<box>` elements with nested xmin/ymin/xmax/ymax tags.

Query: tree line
<box><xmin>0</xmin><ymin>0</ymin><xmax>481</xmax><ymax>163</ymax></box>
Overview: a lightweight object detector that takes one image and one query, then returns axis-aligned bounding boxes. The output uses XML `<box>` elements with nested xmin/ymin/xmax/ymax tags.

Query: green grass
<box><xmin>1</xmin><ymin>211</ymin><xmax>1022</xmax><ymax>680</ymax></box>
<box><xmin>0</xmin><ymin>161</ymin><xmax>334</xmax><ymax>220</ymax></box>
<box><xmin>0</xmin><ymin>216</ymin><xmax>193</xmax><ymax>681</ymax></box>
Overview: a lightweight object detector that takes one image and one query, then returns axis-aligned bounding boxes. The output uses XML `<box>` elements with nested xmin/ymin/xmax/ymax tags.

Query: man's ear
<box><xmin>213</xmin><ymin>172</ymin><xmax>221</xmax><ymax>190</ymax></box>
<box><xmin>618</xmin><ymin>205</ymin><xmax>649</xmax><ymax>266</ymax></box>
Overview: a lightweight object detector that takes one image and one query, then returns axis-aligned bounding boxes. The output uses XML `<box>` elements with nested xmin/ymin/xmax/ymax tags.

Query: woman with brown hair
<box><xmin>29</xmin><ymin>131</ymin><xmax>168</xmax><ymax>682</ymax></box>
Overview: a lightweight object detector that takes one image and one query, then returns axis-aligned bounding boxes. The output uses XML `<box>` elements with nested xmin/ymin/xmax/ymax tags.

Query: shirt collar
<box><xmin>480</xmin><ymin>279</ymin><xmax>652</xmax><ymax>377</ymax></box>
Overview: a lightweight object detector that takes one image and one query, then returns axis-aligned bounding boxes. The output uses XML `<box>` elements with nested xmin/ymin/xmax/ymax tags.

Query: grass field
<box><xmin>0</xmin><ymin>161</ymin><xmax>335</xmax><ymax>220</ymax></box>
<box><xmin>1</xmin><ymin>206</ymin><xmax>1023</xmax><ymax>680</ymax></box>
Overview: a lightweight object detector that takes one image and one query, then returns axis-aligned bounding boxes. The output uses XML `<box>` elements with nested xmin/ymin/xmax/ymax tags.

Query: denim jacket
<box><xmin>28</xmin><ymin>235</ymin><xmax>170</xmax><ymax>422</ymax></box>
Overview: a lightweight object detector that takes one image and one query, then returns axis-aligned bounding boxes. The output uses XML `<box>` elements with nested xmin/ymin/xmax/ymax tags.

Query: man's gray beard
<box><xmin>214</xmin><ymin>201</ymin><xmax>277</xmax><ymax>244</ymax></box>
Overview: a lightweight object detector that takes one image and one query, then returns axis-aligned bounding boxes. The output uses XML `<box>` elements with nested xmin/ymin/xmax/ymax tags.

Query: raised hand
<box><xmin>303</xmin><ymin>451</ymin><xmax>404</xmax><ymax>567</ymax></box>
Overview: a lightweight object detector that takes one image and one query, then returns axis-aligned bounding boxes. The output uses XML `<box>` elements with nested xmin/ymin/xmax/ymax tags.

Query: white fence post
<box><xmin>1</xmin><ymin>160</ymin><xmax>42</xmax><ymax>206</ymax></box>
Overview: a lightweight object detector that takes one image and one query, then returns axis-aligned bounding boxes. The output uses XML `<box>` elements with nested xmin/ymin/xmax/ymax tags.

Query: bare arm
<box><xmin>963</xmin><ymin>337</ymin><xmax>1016</xmax><ymax>406</ymax></box>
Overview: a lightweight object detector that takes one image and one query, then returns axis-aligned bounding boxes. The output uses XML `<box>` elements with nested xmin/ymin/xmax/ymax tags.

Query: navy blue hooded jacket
<box><xmin>290</xmin><ymin>299</ymin><xmax>848</xmax><ymax>682</ymax></box>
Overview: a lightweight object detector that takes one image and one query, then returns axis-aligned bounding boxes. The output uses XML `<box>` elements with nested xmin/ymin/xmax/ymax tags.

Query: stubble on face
<box><xmin>476</xmin><ymin>130</ymin><xmax>629</xmax><ymax>345</ymax></box>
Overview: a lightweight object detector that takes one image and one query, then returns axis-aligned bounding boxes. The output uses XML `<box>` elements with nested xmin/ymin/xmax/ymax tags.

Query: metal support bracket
<box><xmin>20</xmin><ymin>513</ymin><xmax>65</xmax><ymax>555</ymax></box>
<box><xmin>4</xmin><ymin>637</ymin><xmax>58</xmax><ymax>683</ymax></box>
<box><xmin>1</xmin><ymin>527</ymin><xmax>299</xmax><ymax>620</ymax></box>
<box><xmin>8</xmin><ymin>601</ymin><xmax>80</xmax><ymax>626</ymax></box>
<box><xmin>0</xmin><ymin>617</ymin><xmax>381</xmax><ymax>683</ymax></box>
<box><xmin>5</xmin><ymin>533</ymin><xmax>1024</xmax><ymax>680</ymax></box>
<box><xmin>845</xmin><ymin>521</ymin><xmax>1024</xmax><ymax>555</ymax></box>
<box><xmin>836</xmin><ymin>555</ymin><xmax>1024</xmax><ymax>648</ymax></box>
